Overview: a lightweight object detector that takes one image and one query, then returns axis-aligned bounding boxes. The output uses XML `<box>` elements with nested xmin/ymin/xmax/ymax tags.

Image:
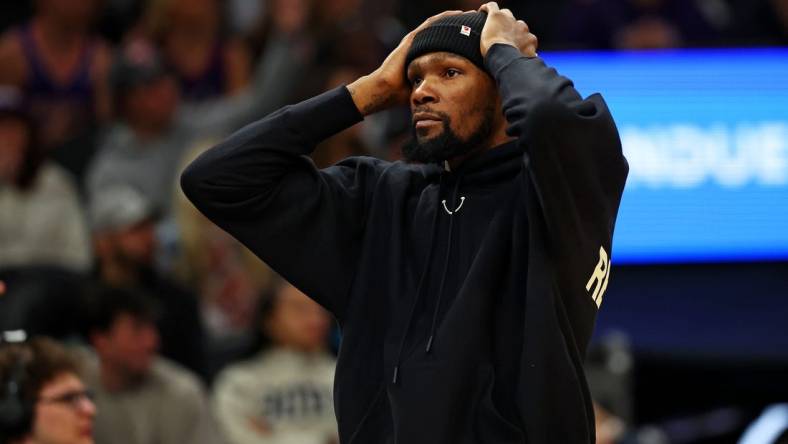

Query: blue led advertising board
<box><xmin>542</xmin><ymin>48</ymin><xmax>788</xmax><ymax>263</ymax></box>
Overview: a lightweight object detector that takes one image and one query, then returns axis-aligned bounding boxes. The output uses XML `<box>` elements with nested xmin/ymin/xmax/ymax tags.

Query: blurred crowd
<box><xmin>0</xmin><ymin>0</ymin><xmax>786</xmax><ymax>443</ymax></box>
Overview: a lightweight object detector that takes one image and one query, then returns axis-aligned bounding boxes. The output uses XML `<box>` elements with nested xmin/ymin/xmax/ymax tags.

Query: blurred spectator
<box><xmin>0</xmin><ymin>0</ymin><xmax>112</xmax><ymax>180</ymax></box>
<box><xmin>144</xmin><ymin>0</ymin><xmax>252</xmax><ymax>102</ymax></box>
<box><xmin>0</xmin><ymin>86</ymin><xmax>91</xmax><ymax>273</ymax></box>
<box><xmin>561</xmin><ymin>0</ymin><xmax>725</xmax><ymax>49</ymax></box>
<box><xmin>87</xmin><ymin>39</ymin><xmax>183</xmax><ymax>210</ymax></box>
<box><xmin>86</xmin><ymin>41</ymin><xmax>184</xmax><ymax>214</ymax></box>
<box><xmin>82</xmin><ymin>286</ymin><xmax>223</xmax><ymax>444</ymax></box>
<box><xmin>89</xmin><ymin>185</ymin><xmax>206</xmax><ymax>377</ymax></box>
<box><xmin>0</xmin><ymin>335</ymin><xmax>96</xmax><ymax>444</ymax></box>
<box><xmin>246</xmin><ymin>0</ymin><xmax>391</xmax><ymax>100</ymax></box>
<box><xmin>312</xmin><ymin>0</ymin><xmax>392</xmax><ymax>73</ymax></box>
<box><xmin>0</xmin><ymin>86</ymin><xmax>86</xmax><ymax>342</ymax></box>
<box><xmin>212</xmin><ymin>279</ymin><xmax>338</xmax><ymax>444</ymax></box>
<box><xmin>87</xmin><ymin>34</ymin><xmax>306</xmax><ymax>216</ymax></box>
<box><xmin>586</xmin><ymin>332</ymin><xmax>636</xmax><ymax>444</ymax></box>
<box><xmin>245</xmin><ymin>0</ymin><xmax>313</xmax><ymax>77</ymax></box>
<box><xmin>594</xmin><ymin>401</ymin><xmax>628</xmax><ymax>444</ymax></box>
<box><xmin>174</xmin><ymin>142</ymin><xmax>274</xmax><ymax>381</ymax></box>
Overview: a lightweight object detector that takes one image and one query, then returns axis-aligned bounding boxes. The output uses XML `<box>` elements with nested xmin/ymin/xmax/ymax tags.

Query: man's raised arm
<box><xmin>180</xmin><ymin>85</ymin><xmax>378</xmax><ymax>319</ymax></box>
<box><xmin>180</xmin><ymin>10</ymin><xmax>465</xmax><ymax>319</ymax></box>
<box><xmin>478</xmin><ymin>2</ymin><xmax>628</xmax><ymax>349</ymax></box>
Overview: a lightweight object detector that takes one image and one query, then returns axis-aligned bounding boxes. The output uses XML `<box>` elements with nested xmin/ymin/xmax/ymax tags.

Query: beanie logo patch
<box><xmin>460</xmin><ymin>25</ymin><xmax>472</xmax><ymax>36</ymax></box>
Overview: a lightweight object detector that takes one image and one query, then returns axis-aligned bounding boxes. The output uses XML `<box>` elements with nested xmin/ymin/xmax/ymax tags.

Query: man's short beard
<box><xmin>402</xmin><ymin>105</ymin><xmax>495</xmax><ymax>164</ymax></box>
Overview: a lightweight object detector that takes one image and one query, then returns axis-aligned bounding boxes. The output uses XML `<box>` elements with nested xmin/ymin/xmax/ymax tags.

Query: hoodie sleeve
<box><xmin>485</xmin><ymin>44</ymin><xmax>629</xmax><ymax>354</ymax></box>
<box><xmin>180</xmin><ymin>86</ymin><xmax>384</xmax><ymax>319</ymax></box>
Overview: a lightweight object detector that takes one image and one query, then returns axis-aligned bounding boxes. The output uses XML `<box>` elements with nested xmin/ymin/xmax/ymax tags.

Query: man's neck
<box><xmin>448</xmin><ymin>131</ymin><xmax>515</xmax><ymax>170</ymax></box>
<box><xmin>99</xmin><ymin>362</ymin><xmax>138</xmax><ymax>392</ymax></box>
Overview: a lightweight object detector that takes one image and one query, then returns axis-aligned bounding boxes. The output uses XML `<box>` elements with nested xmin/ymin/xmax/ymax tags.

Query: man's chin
<box><xmin>415</xmin><ymin>127</ymin><xmax>444</xmax><ymax>142</ymax></box>
<box><xmin>414</xmin><ymin>137</ymin><xmax>437</xmax><ymax>149</ymax></box>
<box><xmin>404</xmin><ymin>141</ymin><xmax>457</xmax><ymax>164</ymax></box>
<box><xmin>403</xmin><ymin>118</ymin><xmax>479</xmax><ymax>164</ymax></box>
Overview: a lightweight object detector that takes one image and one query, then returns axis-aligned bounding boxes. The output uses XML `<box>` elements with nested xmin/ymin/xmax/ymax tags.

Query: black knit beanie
<box><xmin>405</xmin><ymin>12</ymin><xmax>488</xmax><ymax>75</ymax></box>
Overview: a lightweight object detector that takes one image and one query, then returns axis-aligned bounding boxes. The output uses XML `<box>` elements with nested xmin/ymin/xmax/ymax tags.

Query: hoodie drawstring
<box><xmin>392</xmin><ymin>174</ymin><xmax>444</xmax><ymax>384</ymax></box>
<box><xmin>426</xmin><ymin>178</ymin><xmax>462</xmax><ymax>353</ymax></box>
<box><xmin>392</xmin><ymin>173</ymin><xmax>466</xmax><ymax>383</ymax></box>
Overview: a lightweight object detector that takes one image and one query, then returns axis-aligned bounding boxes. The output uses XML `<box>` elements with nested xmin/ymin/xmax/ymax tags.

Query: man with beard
<box><xmin>182</xmin><ymin>3</ymin><xmax>628</xmax><ymax>443</ymax></box>
<box><xmin>89</xmin><ymin>185</ymin><xmax>206</xmax><ymax>379</ymax></box>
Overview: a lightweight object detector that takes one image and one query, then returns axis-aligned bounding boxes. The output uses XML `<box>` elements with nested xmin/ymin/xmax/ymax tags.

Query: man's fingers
<box><xmin>500</xmin><ymin>8</ymin><xmax>515</xmax><ymax>19</ymax></box>
<box><xmin>479</xmin><ymin>2</ymin><xmax>499</xmax><ymax>14</ymax></box>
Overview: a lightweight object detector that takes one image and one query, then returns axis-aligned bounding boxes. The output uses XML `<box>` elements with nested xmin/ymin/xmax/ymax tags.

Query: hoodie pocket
<box><xmin>472</xmin><ymin>363</ymin><xmax>526</xmax><ymax>444</ymax></box>
<box><xmin>387</xmin><ymin>358</ymin><xmax>478</xmax><ymax>443</ymax></box>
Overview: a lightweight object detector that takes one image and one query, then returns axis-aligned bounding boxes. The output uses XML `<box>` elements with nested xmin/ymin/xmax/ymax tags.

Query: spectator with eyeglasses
<box><xmin>0</xmin><ymin>335</ymin><xmax>96</xmax><ymax>444</ymax></box>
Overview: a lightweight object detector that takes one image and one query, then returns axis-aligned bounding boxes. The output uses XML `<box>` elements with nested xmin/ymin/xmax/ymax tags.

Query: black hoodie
<box><xmin>181</xmin><ymin>44</ymin><xmax>629</xmax><ymax>443</ymax></box>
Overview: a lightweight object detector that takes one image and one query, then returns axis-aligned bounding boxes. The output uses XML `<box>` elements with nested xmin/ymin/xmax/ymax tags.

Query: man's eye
<box><xmin>445</xmin><ymin>69</ymin><xmax>460</xmax><ymax>78</ymax></box>
<box><xmin>412</xmin><ymin>77</ymin><xmax>423</xmax><ymax>86</ymax></box>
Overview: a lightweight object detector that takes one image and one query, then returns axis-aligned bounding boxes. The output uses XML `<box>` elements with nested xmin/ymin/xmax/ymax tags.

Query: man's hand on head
<box><xmin>347</xmin><ymin>10</ymin><xmax>465</xmax><ymax>116</ymax></box>
<box><xmin>478</xmin><ymin>2</ymin><xmax>538</xmax><ymax>58</ymax></box>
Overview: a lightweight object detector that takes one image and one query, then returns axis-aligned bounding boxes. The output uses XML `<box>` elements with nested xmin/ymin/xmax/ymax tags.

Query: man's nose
<box><xmin>412</xmin><ymin>79</ymin><xmax>437</xmax><ymax>106</ymax></box>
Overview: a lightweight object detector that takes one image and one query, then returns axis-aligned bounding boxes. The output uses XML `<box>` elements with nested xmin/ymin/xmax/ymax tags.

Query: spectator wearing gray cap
<box><xmin>89</xmin><ymin>184</ymin><xmax>207</xmax><ymax>379</ymax></box>
<box><xmin>0</xmin><ymin>85</ymin><xmax>91</xmax><ymax>273</ymax></box>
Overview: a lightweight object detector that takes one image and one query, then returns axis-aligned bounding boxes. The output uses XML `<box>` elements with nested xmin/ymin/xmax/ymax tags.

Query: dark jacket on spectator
<box><xmin>182</xmin><ymin>44</ymin><xmax>628</xmax><ymax>443</ymax></box>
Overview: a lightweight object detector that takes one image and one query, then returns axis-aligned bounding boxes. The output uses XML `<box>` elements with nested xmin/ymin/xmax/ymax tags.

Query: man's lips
<box><xmin>415</xmin><ymin>119</ymin><xmax>441</xmax><ymax>129</ymax></box>
<box><xmin>413</xmin><ymin>112</ymin><xmax>443</xmax><ymax>129</ymax></box>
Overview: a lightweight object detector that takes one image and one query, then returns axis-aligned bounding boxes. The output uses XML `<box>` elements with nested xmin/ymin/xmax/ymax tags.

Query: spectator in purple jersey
<box><xmin>143</xmin><ymin>0</ymin><xmax>252</xmax><ymax>103</ymax></box>
<box><xmin>0</xmin><ymin>0</ymin><xmax>112</xmax><ymax>167</ymax></box>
